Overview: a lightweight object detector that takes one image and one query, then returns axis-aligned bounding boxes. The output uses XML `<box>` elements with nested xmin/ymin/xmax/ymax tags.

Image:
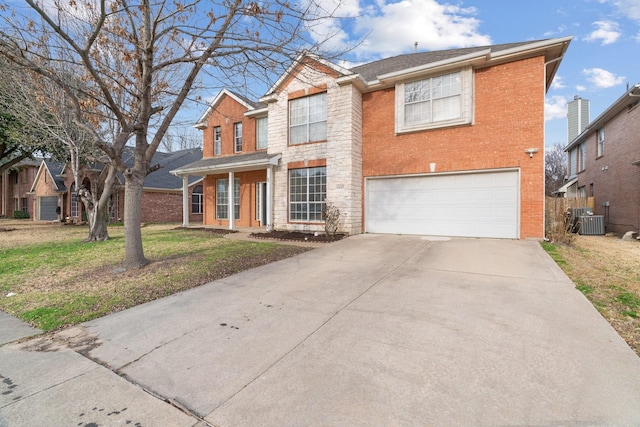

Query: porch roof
<box><xmin>170</xmin><ymin>152</ymin><xmax>281</xmax><ymax>177</ymax></box>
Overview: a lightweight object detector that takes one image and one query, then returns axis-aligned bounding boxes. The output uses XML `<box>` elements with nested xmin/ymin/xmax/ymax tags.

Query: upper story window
<box><xmin>568</xmin><ymin>148</ymin><xmax>577</xmax><ymax>178</ymax></box>
<box><xmin>256</xmin><ymin>116</ymin><xmax>268</xmax><ymax>149</ymax></box>
<box><xmin>289</xmin><ymin>92</ymin><xmax>327</xmax><ymax>145</ymax></box>
<box><xmin>234</xmin><ymin>122</ymin><xmax>243</xmax><ymax>152</ymax></box>
<box><xmin>597</xmin><ymin>127</ymin><xmax>604</xmax><ymax>157</ymax></box>
<box><xmin>395</xmin><ymin>68</ymin><xmax>472</xmax><ymax>133</ymax></box>
<box><xmin>578</xmin><ymin>142</ymin><xmax>586</xmax><ymax>172</ymax></box>
<box><xmin>214</xmin><ymin>126</ymin><xmax>221</xmax><ymax>156</ymax></box>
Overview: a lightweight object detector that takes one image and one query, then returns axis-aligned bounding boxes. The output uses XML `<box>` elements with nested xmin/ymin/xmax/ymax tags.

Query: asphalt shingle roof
<box><xmin>349</xmin><ymin>40</ymin><xmax>536</xmax><ymax>82</ymax></box>
<box><xmin>143</xmin><ymin>148</ymin><xmax>203</xmax><ymax>189</ymax></box>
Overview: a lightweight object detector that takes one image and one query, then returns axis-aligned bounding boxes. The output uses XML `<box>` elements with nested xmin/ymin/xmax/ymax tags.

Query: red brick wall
<box><xmin>361</xmin><ymin>56</ymin><xmax>546</xmax><ymax>239</ymax></box>
<box><xmin>203</xmin><ymin>170</ymin><xmax>267</xmax><ymax>228</ymax></box>
<box><xmin>577</xmin><ymin>102</ymin><xmax>640</xmax><ymax>234</ymax></box>
<box><xmin>202</xmin><ymin>95</ymin><xmax>258</xmax><ymax>158</ymax></box>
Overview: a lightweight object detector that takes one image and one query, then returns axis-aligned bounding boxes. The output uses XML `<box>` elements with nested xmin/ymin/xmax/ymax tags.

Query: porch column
<box><xmin>228</xmin><ymin>171</ymin><xmax>235</xmax><ymax>230</ymax></box>
<box><xmin>266</xmin><ymin>166</ymin><xmax>273</xmax><ymax>232</ymax></box>
<box><xmin>182</xmin><ymin>175</ymin><xmax>190</xmax><ymax>228</ymax></box>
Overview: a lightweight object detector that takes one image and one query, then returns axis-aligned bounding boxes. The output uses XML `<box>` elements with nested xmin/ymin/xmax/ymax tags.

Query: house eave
<box><xmin>171</xmin><ymin>154</ymin><xmax>282</xmax><ymax>177</ymax></box>
<box><xmin>375</xmin><ymin>49</ymin><xmax>491</xmax><ymax>84</ymax></box>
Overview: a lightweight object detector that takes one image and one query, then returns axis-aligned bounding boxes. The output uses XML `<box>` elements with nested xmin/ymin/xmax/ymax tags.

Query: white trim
<box><xmin>171</xmin><ymin>154</ymin><xmax>281</xmax><ymax>176</ymax></box>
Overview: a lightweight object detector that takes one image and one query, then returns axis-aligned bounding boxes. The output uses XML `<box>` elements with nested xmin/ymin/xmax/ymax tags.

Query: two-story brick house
<box><xmin>564</xmin><ymin>83</ymin><xmax>640</xmax><ymax>235</ymax></box>
<box><xmin>173</xmin><ymin>37</ymin><xmax>571</xmax><ymax>239</ymax></box>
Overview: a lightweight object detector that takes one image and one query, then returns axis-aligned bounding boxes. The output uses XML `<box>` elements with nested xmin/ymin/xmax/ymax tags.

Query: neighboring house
<box><xmin>564</xmin><ymin>83</ymin><xmax>640</xmax><ymax>235</ymax></box>
<box><xmin>172</xmin><ymin>37</ymin><xmax>571</xmax><ymax>239</ymax></box>
<box><xmin>0</xmin><ymin>158</ymin><xmax>39</xmax><ymax>218</ymax></box>
<box><xmin>29</xmin><ymin>148</ymin><xmax>203</xmax><ymax>223</ymax></box>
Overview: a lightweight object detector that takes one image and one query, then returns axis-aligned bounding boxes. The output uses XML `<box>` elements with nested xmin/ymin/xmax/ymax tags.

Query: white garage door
<box><xmin>365</xmin><ymin>170</ymin><xmax>519</xmax><ymax>238</ymax></box>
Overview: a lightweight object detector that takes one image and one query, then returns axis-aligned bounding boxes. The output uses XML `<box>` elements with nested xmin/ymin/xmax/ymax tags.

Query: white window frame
<box><xmin>71</xmin><ymin>183</ymin><xmax>79</xmax><ymax>218</ymax></box>
<box><xmin>214</xmin><ymin>126</ymin><xmax>221</xmax><ymax>156</ymax></box>
<box><xmin>256</xmin><ymin>116</ymin><xmax>268</xmax><ymax>149</ymax></box>
<box><xmin>289</xmin><ymin>167</ymin><xmax>326</xmax><ymax>222</ymax></box>
<box><xmin>234</xmin><ymin>122</ymin><xmax>243</xmax><ymax>153</ymax></box>
<box><xmin>216</xmin><ymin>178</ymin><xmax>240</xmax><ymax>220</ymax></box>
<box><xmin>597</xmin><ymin>127</ymin><xmax>604</xmax><ymax>157</ymax></box>
<box><xmin>191</xmin><ymin>185</ymin><xmax>203</xmax><ymax>214</ymax></box>
<box><xmin>395</xmin><ymin>67</ymin><xmax>472</xmax><ymax>134</ymax></box>
<box><xmin>289</xmin><ymin>93</ymin><xmax>327</xmax><ymax>145</ymax></box>
<box><xmin>569</xmin><ymin>148</ymin><xmax>577</xmax><ymax>178</ymax></box>
<box><xmin>578</xmin><ymin>143</ymin><xmax>586</xmax><ymax>172</ymax></box>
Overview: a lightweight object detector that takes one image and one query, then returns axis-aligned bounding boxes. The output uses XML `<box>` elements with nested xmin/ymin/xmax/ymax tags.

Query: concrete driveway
<box><xmin>2</xmin><ymin>234</ymin><xmax>640</xmax><ymax>426</ymax></box>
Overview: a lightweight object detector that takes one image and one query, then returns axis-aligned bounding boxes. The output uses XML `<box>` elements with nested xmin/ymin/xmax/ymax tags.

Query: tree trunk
<box><xmin>122</xmin><ymin>174</ymin><xmax>147</xmax><ymax>269</ymax></box>
<box><xmin>78</xmin><ymin>187</ymin><xmax>110</xmax><ymax>242</ymax></box>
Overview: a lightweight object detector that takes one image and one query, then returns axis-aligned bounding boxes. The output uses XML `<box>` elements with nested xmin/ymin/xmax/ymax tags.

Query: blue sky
<box><xmin>308</xmin><ymin>0</ymin><xmax>639</xmax><ymax>148</ymax></box>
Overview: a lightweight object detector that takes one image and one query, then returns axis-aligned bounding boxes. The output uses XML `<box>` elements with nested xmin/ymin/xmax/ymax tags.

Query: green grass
<box><xmin>0</xmin><ymin>225</ymin><xmax>310</xmax><ymax>331</ymax></box>
<box><xmin>541</xmin><ymin>241</ymin><xmax>567</xmax><ymax>267</ymax></box>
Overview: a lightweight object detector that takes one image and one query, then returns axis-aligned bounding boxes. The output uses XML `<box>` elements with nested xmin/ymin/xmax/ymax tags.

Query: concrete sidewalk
<box><xmin>2</xmin><ymin>235</ymin><xmax>640</xmax><ymax>426</ymax></box>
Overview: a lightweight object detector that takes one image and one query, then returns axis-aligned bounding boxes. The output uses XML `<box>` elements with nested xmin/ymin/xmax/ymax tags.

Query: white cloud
<box><xmin>352</xmin><ymin>0</ymin><xmax>492</xmax><ymax>58</ymax></box>
<box><xmin>544</xmin><ymin>25</ymin><xmax>567</xmax><ymax>37</ymax></box>
<box><xmin>584</xmin><ymin>20</ymin><xmax>621</xmax><ymax>44</ymax></box>
<box><xmin>583</xmin><ymin>67</ymin><xmax>626</xmax><ymax>88</ymax></box>
<box><xmin>607</xmin><ymin>0</ymin><xmax>640</xmax><ymax>21</ymax></box>
<box><xmin>575</xmin><ymin>84</ymin><xmax>587</xmax><ymax>91</ymax></box>
<box><xmin>551</xmin><ymin>75</ymin><xmax>566</xmax><ymax>90</ymax></box>
<box><xmin>305</xmin><ymin>0</ymin><xmax>362</xmax><ymax>52</ymax></box>
<box><xmin>545</xmin><ymin>95</ymin><xmax>568</xmax><ymax>121</ymax></box>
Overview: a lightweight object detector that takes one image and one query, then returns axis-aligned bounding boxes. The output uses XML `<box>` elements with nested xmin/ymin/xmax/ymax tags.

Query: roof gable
<box><xmin>262</xmin><ymin>53</ymin><xmax>352</xmax><ymax>99</ymax></box>
<box><xmin>30</xmin><ymin>159</ymin><xmax>66</xmax><ymax>193</ymax></box>
<box><xmin>195</xmin><ymin>89</ymin><xmax>264</xmax><ymax>129</ymax></box>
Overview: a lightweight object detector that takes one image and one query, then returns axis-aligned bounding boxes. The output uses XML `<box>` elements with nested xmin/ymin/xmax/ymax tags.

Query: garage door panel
<box><xmin>39</xmin><ymin>196</ymin><xmax>58</xmax><ymax>221</ymax></box>
<box><xmin>366</xmin><ymin>171</ymin><xmax>518</xmax><ymax>239</ymax></box>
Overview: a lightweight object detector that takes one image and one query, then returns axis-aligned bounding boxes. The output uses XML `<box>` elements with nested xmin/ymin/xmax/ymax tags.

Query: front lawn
<box><xmin>0</xmin><ymin>222</ymin><xmax>310</xmax><ymax>331</ymax></box>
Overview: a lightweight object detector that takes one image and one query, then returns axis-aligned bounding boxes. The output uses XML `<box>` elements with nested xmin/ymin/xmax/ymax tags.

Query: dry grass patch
<box><xmin>0</xmin><ymin>220</ymin><xmax>311</xmax><ymax>331</ymax></box>
<box><xmin>542</xmin><ymin>235</ymin><xmax>640</xmax><ymax>356</ymax></box>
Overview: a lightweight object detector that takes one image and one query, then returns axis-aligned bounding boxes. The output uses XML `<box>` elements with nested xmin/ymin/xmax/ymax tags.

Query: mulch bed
<box><xmin>250</xmin><ymin>230</ymin><xmax>347</xmax><ymax>243</ymax></box>
<box><xmin>175</xmin><ymin>227</ymin><xmax>239</xmax><ymax>235</ymax></box>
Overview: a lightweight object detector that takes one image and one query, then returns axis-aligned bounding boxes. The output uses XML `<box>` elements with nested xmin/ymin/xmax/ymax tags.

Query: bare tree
<box><xmin>545</xmin><ymin>142</ymin><xmax>568</xmax><ymax>196</ymax></box>
<box><xmin>0</xmin><ymin>0</ymin><xmax>347</xmax><ymax>268</ymax></box>
<box><xmin>160</xmin><ymin>128</ymin><xmax>202</xmax><ymax>153</ymax></box>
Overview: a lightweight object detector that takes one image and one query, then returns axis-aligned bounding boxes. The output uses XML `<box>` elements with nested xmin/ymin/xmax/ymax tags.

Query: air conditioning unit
<box><xmin>579</xmin><ymin>215</ymin><xmax>605</xmax><ymax>235</ymax></box>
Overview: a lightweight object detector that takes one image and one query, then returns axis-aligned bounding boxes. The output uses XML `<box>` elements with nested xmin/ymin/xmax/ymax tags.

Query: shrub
<box><xmin>13</xmin><ymin>210</ymin><xmax>29</xmax><ymax>219</ymax></box>
<box><xmin>322</xmin><ymin>202</ymin><xmax>341</xmax><ymax>238</ymax></box>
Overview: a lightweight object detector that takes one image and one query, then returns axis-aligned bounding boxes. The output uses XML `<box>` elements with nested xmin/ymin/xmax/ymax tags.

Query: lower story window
<box><xmin>216</xmin><ymin>178</ymin><xmax>240</xmax><ymax>220</ymax></box>
<box><xmin>71</xmin><ymin>185</ymin><xmax>79</xmax><ymax>217</ymax></box>
<box><xmin>21</xmin><ymin>198</ymin><xmax>28</xmax><ymax>214</ymax></box>
<box><xmin>289</xmin><ymin>166</ymin><xmax>326</xmax><ymax>222</ymax></box>
<box><xmin>191</xmin><ymin>185</ymin><xmax>203</xmax><ymax>214</ymax></box>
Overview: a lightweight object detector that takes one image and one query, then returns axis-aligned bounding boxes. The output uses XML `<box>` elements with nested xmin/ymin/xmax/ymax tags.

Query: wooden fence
<box><xmin>545</xmin><ymin>197</ymin><xmax>595</xmax><ymax>240</ymax></box>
